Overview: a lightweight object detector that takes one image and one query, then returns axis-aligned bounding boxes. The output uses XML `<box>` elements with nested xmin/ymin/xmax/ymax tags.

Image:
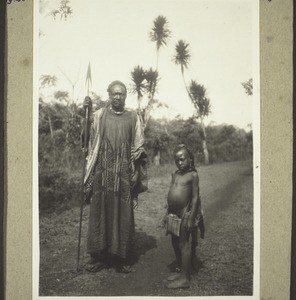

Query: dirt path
<box><xmin>39</xmin><ymin>161</ymin><xmax>253</xmax><ymax>296</ymax></box>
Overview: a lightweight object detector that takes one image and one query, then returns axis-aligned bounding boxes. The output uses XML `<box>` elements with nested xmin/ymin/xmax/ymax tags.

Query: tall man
<box><xmin>83</xmin><ymin>80</ymin><xmax>147</xmax><ymax>273</ymax></box>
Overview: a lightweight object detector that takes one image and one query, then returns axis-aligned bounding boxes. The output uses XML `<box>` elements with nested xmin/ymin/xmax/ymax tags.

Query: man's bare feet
<box><xmin>167</xmin><ymin>260</ymin><xmax>181</xmax><ymax>272</ymax></box>
<box><xmin>84</xmin><ymin>261</ymin><xmax>105</xmax><ymax>273</ymax></box>
<box><xmin>166</xmin><ymin>277</ymin><xmax>190</xmax><ymax>289</ymax></box>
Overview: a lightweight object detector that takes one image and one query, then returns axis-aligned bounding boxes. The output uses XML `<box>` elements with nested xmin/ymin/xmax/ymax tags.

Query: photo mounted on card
<box><xmin>33</xmin><ymin>0</ymin><xmax>260</xmax><ymax>298</ymax></box>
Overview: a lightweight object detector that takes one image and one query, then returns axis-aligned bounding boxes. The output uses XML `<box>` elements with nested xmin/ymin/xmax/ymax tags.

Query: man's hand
<box><xmin>83</xmin><ymin>96</ymin><xmax>92</xmax><ymax>110</ymax></box>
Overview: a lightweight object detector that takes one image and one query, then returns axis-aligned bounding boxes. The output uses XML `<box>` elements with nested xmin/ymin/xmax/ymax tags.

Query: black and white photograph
<box><xmin>34</xmin><ymin>0</ymin><xmax>260</xmax><ymax>298</ymax></box>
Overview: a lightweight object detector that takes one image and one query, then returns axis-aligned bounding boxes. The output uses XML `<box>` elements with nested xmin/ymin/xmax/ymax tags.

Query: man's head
<box><xmin>107</xmin><ymin>80</ymin><xmax>127</xmax><ymax>112</ymax></box>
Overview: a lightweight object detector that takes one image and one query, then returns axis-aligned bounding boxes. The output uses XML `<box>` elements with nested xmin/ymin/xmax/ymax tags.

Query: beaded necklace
<box><xmin>109</xmin><ymin>106</ymin><xmax>125</xmax><ymax>115</ymax></box>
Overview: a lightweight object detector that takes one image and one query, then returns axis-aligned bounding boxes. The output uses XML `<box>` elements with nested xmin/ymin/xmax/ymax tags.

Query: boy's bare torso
<box><xmin>167</xmin><ymin>171</ymin><xmax>194</xmax><ymax>217</ymax></box>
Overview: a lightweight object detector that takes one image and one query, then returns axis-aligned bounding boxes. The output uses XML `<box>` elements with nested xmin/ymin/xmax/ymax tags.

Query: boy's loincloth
<box><xmin>166</xmin><ymin>211</ymin><xmax>204</xmax><ymax>237</ymax></box>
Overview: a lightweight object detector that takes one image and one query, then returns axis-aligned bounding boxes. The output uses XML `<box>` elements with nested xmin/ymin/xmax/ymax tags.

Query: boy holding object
<box><xmin>165</xmin><ymin>144</ymin><xmax>204</xmax><ymax>289</ymax></box>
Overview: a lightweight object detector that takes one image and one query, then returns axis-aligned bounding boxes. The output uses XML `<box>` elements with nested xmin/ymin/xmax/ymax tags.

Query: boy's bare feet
<box><xmin>192</xmin><ymin>255</ymin><xmax>203</xmax><ymax>273</ymax></box>
<box><xmin>167</xmin><ymin>273</ymin><xmax>182</xmax><ymax>281</ymax></box>
<box><xmin>115</xmin><ymin>264</ymin><xmax>132</xmax><ymax>273</ymax></box>
<box><xmin>166</xmin><ymin>277</ymin><xmax>190</xmax><ymax>289</ymax></box>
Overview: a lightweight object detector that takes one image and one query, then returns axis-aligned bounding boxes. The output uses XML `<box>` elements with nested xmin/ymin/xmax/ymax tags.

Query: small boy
<box><xmin>165</xmin><ymin>144</ymin><xmax>204</xmax><ymax>289</ymax></box>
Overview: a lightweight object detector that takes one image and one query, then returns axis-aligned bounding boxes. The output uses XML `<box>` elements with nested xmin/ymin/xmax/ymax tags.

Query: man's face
<box><xmin>175</xmin><ymin>150</ymin><xmax>191</xmax><ymax>172</ymax></box>
<box><xmin>109</xmin><ymin>85</ymin><xmax>126</xmax><ymax>111</ymax></box>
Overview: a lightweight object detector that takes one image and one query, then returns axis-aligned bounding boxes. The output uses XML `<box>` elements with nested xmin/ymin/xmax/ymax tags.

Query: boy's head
<box><xmin>174</xmin><ymin>144</ymin><xmax>195</xmax><ymax>172</ymax></box>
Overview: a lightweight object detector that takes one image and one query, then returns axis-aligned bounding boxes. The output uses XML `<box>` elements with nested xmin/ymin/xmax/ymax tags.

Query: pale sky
<box><xmin>38</xmin><ymin>0</ymin><xmax>257</xmax><ymax>129</ymax></box>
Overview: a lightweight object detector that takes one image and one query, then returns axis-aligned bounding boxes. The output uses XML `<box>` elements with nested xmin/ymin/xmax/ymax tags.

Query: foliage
<box><xmin>40</xmin><ymin>75</ymin><xmax>58</xmax><ymax>87</ymax></box>
<box><xmin>130</xmin><ymin>65</ymin><xmax>160</xmax><ymax>127</ymax></box>
<box><xmin>130</xmin><ymin>66</ymin><xmax>146</xmax><ymax>98</ymax></box>
<box><xmin>149</xmin><ymin>15</ymin><xmax>171</xmax><ymax>51</ymax></box>
<box><xmin>143</xmin><ymin>117</ymin><xmax>252</xmax><ymax>165</ymax></box>
<box><xmin>189</xmin><ymin>80</ymin><xmax>211</xmax><ymax>118</ymax></box>
<box><xmin>50</xmin><ymin>0</ymin><xmax>73</xmax><ymax>20</ymax></box>
<box><xmin>39</xmin><ymin>97</ymin><xmax>253</xmax><ymax>213</ymax></box>
<box><xmin>173</xmin><ymin>40</ymin><xmax>191</xmax><ymax>75</ymax></box>
<box><xmin>241</xmin><ymin>78</ymin><xmax>253</xmax><ymax>96</ymax></box>
<box><xmin>149</xmin><ymin>15</ymin><xmax>171</xmax><ymax>69</ymax></box>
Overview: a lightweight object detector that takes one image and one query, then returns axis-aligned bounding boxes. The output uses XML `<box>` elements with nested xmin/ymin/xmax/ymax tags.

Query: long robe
<box><xmin>84</xmin><ymin>107</ymin><xmax>147</xmax><ymax>258</ymax></box>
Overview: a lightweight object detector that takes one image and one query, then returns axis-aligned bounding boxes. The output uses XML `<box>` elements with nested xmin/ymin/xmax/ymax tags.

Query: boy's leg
<box><xmin>167</xmin><ymin>220</ymin><xmax>190</xmax><ymax>289</ymax></box>
<box><xmin>191</xmin><ymin>228</ymin><xmax>204</xmax><ymax>273</ymax></box>
<box><xmin>191</xmin><ymin>227</ymin><xmax>197</xmax><ymax>253</ymax></box>
<box><xmin>169</xmin><ymin>235</ymin><xmax>181</xmax><ymax>272</ymax></box>
<box><xmin>191</xmin><ymin>228</ymin><xmax>202</xmax><ymax>273</ymax></box>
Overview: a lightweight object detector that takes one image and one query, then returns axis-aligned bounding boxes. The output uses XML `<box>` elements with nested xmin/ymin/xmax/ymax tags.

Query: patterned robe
<box><xmin>84</xmin><ymin>107</ymin><xmax>147</xmax><ymax>258</ymax></box>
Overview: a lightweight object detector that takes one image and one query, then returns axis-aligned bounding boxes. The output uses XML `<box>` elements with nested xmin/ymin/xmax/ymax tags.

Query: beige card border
<box><xmin>4</xmin><ymin>0</ymin><xmax>293</xmax><ymax>299</ymax></box>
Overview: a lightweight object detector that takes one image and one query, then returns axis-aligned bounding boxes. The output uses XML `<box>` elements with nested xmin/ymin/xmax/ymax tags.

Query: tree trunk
<box><xmin>48</xmin><ymin>114</ymin><xmax>54</xmax><ymax>139</ymax></box>
<box><xmin>202</xmin><ymin>139</ymin><xmax>209</xmax><ymax>165</ymax></box>
<box><xmin>200</xmin><ymin>118</ymin><xmax>209</xmax><ymax>165</ymax></box>
<box><xmin>48</xmin><ymin>114</ymin><xmax>56</xmax><ymax>161</ymax></box>
<box><xmin>156</xmin><ymin>49</ymin><xmax>159</xmax><ymax>70</ymax></box>
<box><xmin>153</xmin><ymin>149</ymin><xmax>161</xmax><ymax>166</ymax></box>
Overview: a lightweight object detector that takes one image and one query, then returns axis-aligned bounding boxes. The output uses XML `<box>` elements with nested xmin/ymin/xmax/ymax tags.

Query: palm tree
<box><xmin>131</xmin><ymin>66</ymin><xmax>162</xmax><ymax>164</ymax></box>
<box><xmin>149</xmin><ymin>15</ymin><xmax>171</xmax><ymax>69</ymax></box>
<box><xmin>130</xmin><ymin>66</ymin><xmax>160</xmax><ymax>128</ymax></box>
<box><xmin>130</xmin><ymin>65</ymin><xmax>146</xmax><ymax>123</ymax></box>
<box><xmin>173</xmin><ymin>40</ymin><xmax>191</xmax><ymax>91</ymax></box>
<box><xmin>189</xmin><ymin>80</ymin><xmax>211</xmax><ymax>164</ymax></box>
<box><xmin>173</xmin><ymin>41</ymin><xmax>211</xmax><ymax>164</ymax></box>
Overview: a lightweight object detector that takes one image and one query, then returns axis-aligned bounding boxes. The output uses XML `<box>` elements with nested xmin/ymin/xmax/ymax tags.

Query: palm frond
<box><xmin>173</xmin><ymin>40</ymin><xmax>191</xmax><ymax>70</ymax></box>
<box><xmin>144</xmin><ymin>68</ymin><xmax>159</xmax><ymax>96</ymax></box>
<box><xmin>189</xmin><ymin>80</ymin><xmax>206</xmax><ymax>99</ymax></box>
<box><xmin>149</xmin><ymin>15</ymin><xmax>171</xmax><ymax>50</ymax></box>
<box><xmin>130</xmin><ymin>65</ymin><xmax>146</xmax><ymax>97</ymax></box>
<box><xmin>188</xmin><ymin>80</ymin><xmax>211</xmax><ymax>117</ymax></box>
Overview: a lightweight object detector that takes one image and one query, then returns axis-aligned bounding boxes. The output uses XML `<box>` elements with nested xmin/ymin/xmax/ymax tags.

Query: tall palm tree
<box><xmin>173</xmin><ymin>41</ymin><xmax>211</xmax><ymax>164</ymax></box>
<box><xmin>144</xmin><ymin>68</ymin><xmax>160</xmax><ymax>164</ymax></box>
<box><xmin>173</xmin><ymin>40</ymin><xmax>191</xmax><ymax>91</ymax></box>
<box><xmin>130</xmin><ymin>65</ymin><xmax>146</xmax><ymax>123</ymax></box>
<box><xmin>149</xmin><ymin>15</ymin><xmax>171</xmax><ymax>69</ymax></box>
<box><xmin>131</xmin><ymin>66</ymin><xmax>161</xmax><ymax>164</ymax></box>
<box><xmin>189</xmin><ymin>80</ymin><xmax>211</xmax><ymax>164</ymax></box>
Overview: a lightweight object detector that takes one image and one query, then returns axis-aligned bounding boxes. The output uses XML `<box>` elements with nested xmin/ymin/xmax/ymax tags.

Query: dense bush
<box><xmin>39</xmin><ymin>101</ymin><xmax>253</xmax><ymax>213</ymax></box>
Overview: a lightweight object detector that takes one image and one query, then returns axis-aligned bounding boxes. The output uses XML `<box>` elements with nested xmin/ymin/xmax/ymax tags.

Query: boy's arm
<box><xmin>187</xmin><ymin>172</ymin><xmax>200</xmax><ymax>230</ymax></box>
<box><xmin>162</xmin><ymin>173</ymin><xmax>174</xmax><ymax>227</ymax></box>
<box><xmin>166</xmin><ymin>173</ymin><xmax>175</xmax><ymax>214</ymax></box>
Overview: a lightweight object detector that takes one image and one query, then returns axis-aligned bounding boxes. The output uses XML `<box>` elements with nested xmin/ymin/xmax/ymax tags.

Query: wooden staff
<box><xmin>77</xmin><ymin>62</ymin><xmax>92</xmax><ymax>271</ymax></box>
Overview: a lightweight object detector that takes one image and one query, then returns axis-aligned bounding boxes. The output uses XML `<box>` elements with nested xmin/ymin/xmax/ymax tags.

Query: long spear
<box><xmin>77</xmin><ymin>62</ymin><xmax>92</xmax><ymax>271</ymax></box>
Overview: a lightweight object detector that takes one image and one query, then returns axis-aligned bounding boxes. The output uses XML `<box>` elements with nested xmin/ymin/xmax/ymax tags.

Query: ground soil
<box><xmin>39</xmin><ymin>160</ymin><xmax>254</xmax><ymax>296</ymax></box>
